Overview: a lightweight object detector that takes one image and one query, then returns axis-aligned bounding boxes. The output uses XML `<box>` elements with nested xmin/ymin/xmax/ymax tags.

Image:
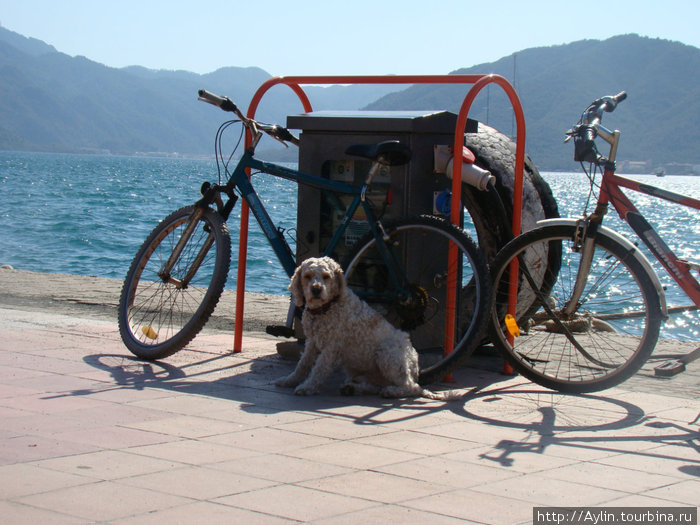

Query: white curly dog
<box><xmin>275</xmin><ymin>256</ymin><xmax>454</xmax><ymax>400</ymax></box>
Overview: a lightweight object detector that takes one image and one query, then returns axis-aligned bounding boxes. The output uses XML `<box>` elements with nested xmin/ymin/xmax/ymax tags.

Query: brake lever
<box><xmin>271</xmin><ymin>135</ymin><xmax>290</xmax><ymax>148</ymax></box>
<box><xmin>265</xmin><ymin>125</ymin><xmax>299</xmax><ymax>148</ymax></box>
<box><xmin>563</xmin><ymin>126</ymin><xmax>580</xmax><ymax>143</ymax></box>
<box><xmin>273</xmin><ymin>125</ymin><xmax>299</xmax><ymax>145</ymax></box>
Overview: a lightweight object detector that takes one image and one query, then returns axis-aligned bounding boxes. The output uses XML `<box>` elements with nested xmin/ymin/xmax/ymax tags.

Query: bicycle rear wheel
<box><xmin>342</xmin><ymin>215</ymin><xmax>491</xmax><ymax>384</ymax></box>
<box><xmin>118</xmin><ymin>205</ymin><xmax>231</xmax><ymax>360</ymax></box>
<box><xmin>490</xmin><ymin>223</ymin><xmax>664</xmax><ymax>392</ymax></box>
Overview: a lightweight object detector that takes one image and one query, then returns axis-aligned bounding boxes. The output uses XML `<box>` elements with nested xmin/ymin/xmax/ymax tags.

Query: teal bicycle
<box><xmin>118</xmin><ymin>90</ymin><xmax>491</xmax><ymax>383</ymax></box>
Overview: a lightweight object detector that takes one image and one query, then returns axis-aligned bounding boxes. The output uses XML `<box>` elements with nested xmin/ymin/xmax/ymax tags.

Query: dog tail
<box><xmin>419</xmin><ymin>388</ymin><xmax>463</xmax><ymax>402</ymax></box>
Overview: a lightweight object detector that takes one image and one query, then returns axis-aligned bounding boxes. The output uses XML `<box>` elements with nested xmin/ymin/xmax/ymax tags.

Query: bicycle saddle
<box><xmin>345</xmin><ymin>140</ymin><xmax>412</xmax><ymax>166</ymax></box>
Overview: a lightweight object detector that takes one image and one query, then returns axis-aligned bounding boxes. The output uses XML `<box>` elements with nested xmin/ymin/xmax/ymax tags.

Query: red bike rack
<box><xmin>233</xmin><ymin>75</ymin><xmax>525</xmax><ymax>377</ymax></box>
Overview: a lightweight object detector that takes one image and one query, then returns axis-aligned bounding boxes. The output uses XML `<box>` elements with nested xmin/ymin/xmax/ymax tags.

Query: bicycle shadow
<box><xmin>78</xmin><ymin>351</ymin><xmax>460</xmax><ymax>425</ymax></box>
<box><xmin>76</xmin><ymin>350</ymin><xmax>699</xmax><ymax>477</ymax></box>
<box><xmin>448</xmin><ymin>380</ymin><xmax>700</xmax><ymax>477</ymax></box>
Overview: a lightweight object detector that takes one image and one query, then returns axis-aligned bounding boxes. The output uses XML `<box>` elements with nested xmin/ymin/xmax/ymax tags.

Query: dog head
<box><xmin>290</xmin><ymin>257</ymin><xmax>345</xmax><ymax>309</ymax></box>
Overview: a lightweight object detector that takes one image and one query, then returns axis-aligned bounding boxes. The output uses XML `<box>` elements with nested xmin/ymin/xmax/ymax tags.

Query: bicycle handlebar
<box><xmin>197</xmin><ymin>89</ymin><xmax>300</xmax><ymax>147</ymax></box>
<box><xmin>586</xmin><ymin>91</ymin><xmax>627</xmax><ymax>115</ymax></box>
<box><xmin>582</xmin><ymin>91</ymin><xmax>627</xmax><ymax>127</ymax></box>
<box><xmin>198</xmin><ymin>89</ymin><xmax>240</xmax><ymax>114</ymax></box>
<box><xmin>568</xmin><ymin>91</ymin><xmax>627</xmax><ymax>163</ymax></box>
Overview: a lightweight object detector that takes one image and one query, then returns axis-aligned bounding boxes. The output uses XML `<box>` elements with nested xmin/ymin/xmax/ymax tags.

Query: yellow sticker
<box><xmin>141</xmin><ymin>325</ymin><xmax>158</xmax><ymax>340</ymax></box>
<box><xmin>504</xmin><ymin>314</ymin><xmax>520</xmax><ymax>338</ymax></box>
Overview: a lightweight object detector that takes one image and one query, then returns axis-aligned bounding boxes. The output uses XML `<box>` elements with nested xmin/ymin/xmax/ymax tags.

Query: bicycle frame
<box><xmin>596</xmin><ymin>168</ymin><xmax>700</xmax><ymax>307</ymax></box>
<box><xmin>506</xmin><ymin>115</ymin><xmax>700</xmax><ymax>348</ymax></box>
<box><xmin>562</xmin><ymin>109</ymin><xmax>700</xmax><ymax>315</ymax></box>
<box><xmin>216</xmin><ymin>149</ymin><xmax>407</xmax><ymax>294</ymax></box>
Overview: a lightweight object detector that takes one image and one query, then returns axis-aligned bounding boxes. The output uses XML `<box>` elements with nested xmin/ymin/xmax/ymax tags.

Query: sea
<box><xmin>1</xmin><ymin>150</ymin><xmax>699</xmax><ymax>341</ymax></box>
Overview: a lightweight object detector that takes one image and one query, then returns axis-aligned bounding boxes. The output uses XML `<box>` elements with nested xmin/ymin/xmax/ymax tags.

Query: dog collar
<box><xmin>305</xmin><ymin>295</ymin><xmax>341</xmax><ymax>316</ymax></box>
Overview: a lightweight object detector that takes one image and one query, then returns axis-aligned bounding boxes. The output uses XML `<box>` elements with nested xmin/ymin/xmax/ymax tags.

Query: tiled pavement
<box><xmin>0</xmin><ymin>306</ymin><xmax>698</xmax><ymax>524</ymax></box>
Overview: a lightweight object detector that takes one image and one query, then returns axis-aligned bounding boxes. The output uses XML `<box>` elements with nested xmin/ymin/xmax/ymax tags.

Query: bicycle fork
<box><xmin>158</xmin><ymin>179</ymin><xmax>241</xmax><ymax>289</ymax></box>
<box><xmin>563</xmin><ymin>203</ymin><xmax>608</xmax><ymax>316</ymax></box>
<box><xmin>511</xmin><ymin>205</ymin><xmax>619</xmax><ymax>369</ymax></box>
<box><xmin>157</xmin><ymin>206</ymin><xmax>212</xmax><ymax>289</ymax></box>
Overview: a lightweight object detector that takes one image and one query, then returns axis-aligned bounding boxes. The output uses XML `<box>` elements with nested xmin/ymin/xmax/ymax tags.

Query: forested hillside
<box><xmin>366</xmin><ymin>35</ymin><xmax>700</xmax><ymax>171</ymax></box>
<box><xmin>1</xmin><ymin>27</ymin><xmax>698</xmax><ymax>172</ymax></box>
<box><xmin>0</xmin><ymin>26</ymin><xmax>397</xmax><ymax>156</ymax></box>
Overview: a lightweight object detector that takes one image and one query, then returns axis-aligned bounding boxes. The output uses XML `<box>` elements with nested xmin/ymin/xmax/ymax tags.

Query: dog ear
<box><xmin>333</xmin><ymin>263</ymin><xmax>345</xmax><ymax>297</ymax></box>
<box><xmin>289</xmin><ymin>264</ymin><xmax>306</xmax><ymax>307</ymax></box>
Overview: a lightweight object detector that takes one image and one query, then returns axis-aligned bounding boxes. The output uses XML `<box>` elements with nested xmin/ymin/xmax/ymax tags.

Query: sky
<box><xmin>1</xmin><ymin>0</ymin><xmax>698</xmax><ymax>76</ymax></box>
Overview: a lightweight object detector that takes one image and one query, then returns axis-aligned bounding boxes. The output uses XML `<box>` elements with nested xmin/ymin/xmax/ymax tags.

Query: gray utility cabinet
<box><xmin>286</xmin><ymin>110</ymin><xmax>477</xmax><ymax>264</ymax></box>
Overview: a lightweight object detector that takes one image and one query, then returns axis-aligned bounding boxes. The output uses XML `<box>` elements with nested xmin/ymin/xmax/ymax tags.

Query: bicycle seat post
<box><xmin>361</xmin><ymin>161</ymin><xmax>383</xmax><ymax>202</ymax></box>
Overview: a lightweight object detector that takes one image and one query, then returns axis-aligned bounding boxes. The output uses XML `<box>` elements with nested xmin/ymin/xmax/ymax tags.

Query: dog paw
<box><xmin>293</xmin><ymin>384</ymin><xmax>317</xmax><ymax>396</ymax></box>
<box><xmin>274</xmin><ymin>376</ymin><xmax>298</xmax><ymax>388</ymax></box>
<box><xmin>339</xmin><ymin>384</ymin><xmax>355</xmax><ymax>396</ymax></box>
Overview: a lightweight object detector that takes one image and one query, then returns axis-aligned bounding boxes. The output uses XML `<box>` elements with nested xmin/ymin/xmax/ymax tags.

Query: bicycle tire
<box><xmin>342</xmin><ymin>215</ymin><xmax>491</xmax><ymax>384</ymax></box>
<box><xmin>118</xmin><ymin>205</ymin><xmax>231</xmax><ymax>360</ymax></box>
<box><xmin>489</xmin><ymin>223</ymin><xmax>664</xmax><ymax>393</ymax></box>
<box><xmin>462</xmin><ymin>122</ymin><xmax>560</xmax><ymax>262</ymax></box>
<box><xmin>459</xmin><ymin>124</ymin><xmax>561</xmax><ymax>334</ymax></box>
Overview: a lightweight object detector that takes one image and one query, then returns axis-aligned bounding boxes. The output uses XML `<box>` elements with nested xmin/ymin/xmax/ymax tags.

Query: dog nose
<box><xmin>311</xmin><ymin>283</ymin><xmax>323</xmax><ymax>297</ymax></box>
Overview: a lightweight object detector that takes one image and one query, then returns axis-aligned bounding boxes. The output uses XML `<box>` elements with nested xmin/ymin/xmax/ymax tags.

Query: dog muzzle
<box><xmin>305</xmin><ymin>295</ymin><xmax>341</xmax><ymax>316</ymax></box>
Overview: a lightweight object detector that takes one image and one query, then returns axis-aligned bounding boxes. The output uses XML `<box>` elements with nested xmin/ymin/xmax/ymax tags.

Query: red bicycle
<box><xmin>489</xmin><ymin>92</ymin><xmax>700</xmax><ymax>392</ymax></box>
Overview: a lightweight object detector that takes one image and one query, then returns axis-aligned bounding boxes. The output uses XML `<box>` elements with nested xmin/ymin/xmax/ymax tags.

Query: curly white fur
<box><xmin>274</xmin><ymin>257</ymin><xmax>456</xmax><ymax>400</ymax></box>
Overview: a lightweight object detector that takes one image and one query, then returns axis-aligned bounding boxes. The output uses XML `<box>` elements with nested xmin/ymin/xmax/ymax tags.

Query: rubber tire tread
<box><xmin>489</xmin><ymin>223</ymin><xmax>663</xmax><ymax>393</ymax></box>
<box><xmin>462</xmin><ymin>122</ymin><xmax>559</xmax><ymax>262</ymax></box>
<box><xmin>342</xmin><ymin>215</ymin><xmax>492</xmax><ymax>385</ymax></box>
<box><xmin>118</xmin><ymin>205</ymin><xmax>231</xmax><ymax>360</ymax></box>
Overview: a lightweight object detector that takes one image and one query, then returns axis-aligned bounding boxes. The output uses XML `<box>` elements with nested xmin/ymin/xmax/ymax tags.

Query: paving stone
<box><xmin>214</xmin><ymin>484</ymin><xmax>375</xmax><ymax>522</ymax></box>
<box><xmin>1</xmin><ymin>297</ymin><xmax>698</xmax><ymax>524</ymax></box>
<box><xmin>16</xmin><ymin>481</ymin><xmax>191</xmax><ymax>521</ymax></box>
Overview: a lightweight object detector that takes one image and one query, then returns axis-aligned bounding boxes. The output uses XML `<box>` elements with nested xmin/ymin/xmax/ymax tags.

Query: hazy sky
<box><xmin>1</xmin><ymin>0</ymin><xmax>698</xmax><ymax>76</ymax></box>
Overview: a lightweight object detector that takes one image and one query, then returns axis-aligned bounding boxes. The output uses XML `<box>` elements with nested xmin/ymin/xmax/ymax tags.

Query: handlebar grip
<box><xmin>603</xmin><ymin>91</ymin><xmax>627</xmax><ymax>113</ymax></box>
<box><xmin>614</xmin><ymin>91</ymin><xmax>627</xmax><ymax>103</ymax></box>
<box><xmin>197</xmin><ymin>89</ymin><xmax>238</xmax><ymax>113</ymax></box>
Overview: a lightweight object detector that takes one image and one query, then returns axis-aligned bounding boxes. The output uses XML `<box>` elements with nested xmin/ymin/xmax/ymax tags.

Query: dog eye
<box><xmin>322</xmin><ymin>273</ymin><xmax>331</xmax><ymax>281</ymax></box>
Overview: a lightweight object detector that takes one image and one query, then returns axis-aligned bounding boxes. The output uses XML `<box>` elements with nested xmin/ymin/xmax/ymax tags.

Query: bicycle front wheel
<box><xmin>342</xmin><ymin>215</ymin><xmax>491</xmax><ymax>384</ymax></box>
<box><xmin>118</xmin><ymin>205</ymin><xmax>231</xmax><ymax>360</ymax></box>
<box><xmin>490</xmin><ymin>223</ymin><xmax>664</xmax><ymax>392</ymax></box>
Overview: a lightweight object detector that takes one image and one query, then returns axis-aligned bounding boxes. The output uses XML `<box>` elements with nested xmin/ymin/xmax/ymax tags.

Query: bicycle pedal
<box><xmin>266</xmin><ymin>325</ymin><xmax>295</xmax><ymax>338</ymax></box>
<box><xmin>654</xmin><ymin>360</ymin><xmax>686</xmax><ymax>377</ymax></box>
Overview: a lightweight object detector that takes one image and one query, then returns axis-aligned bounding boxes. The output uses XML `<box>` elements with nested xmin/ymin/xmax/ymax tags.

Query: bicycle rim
<box><xmin>343</xmin><ymin>216</ymin><xmax>491</xmax><ymax>384</ymax></box>
<box><xmin>119</xmin><ymin>206</ymin><xmax>231</xmax><ymax>359</ymax></box>
<box><xmin>490</xmin><ymin>224</ymin><xmax>662</xmax><ymax>392</ymax></box>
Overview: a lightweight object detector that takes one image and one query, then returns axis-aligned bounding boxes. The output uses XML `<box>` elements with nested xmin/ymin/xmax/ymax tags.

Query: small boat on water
<box><xmin>656</xmin><ymin>168</ymin><xmax>666</xmax><ymax>177</ymax></box>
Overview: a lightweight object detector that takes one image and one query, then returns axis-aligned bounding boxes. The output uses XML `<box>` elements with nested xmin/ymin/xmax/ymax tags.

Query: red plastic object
<box><xmin>233</xmin><ymin>75</ymin><xmax>524</xmax><ymax>379</ymax></box>
<box><xmin>461</xmin><ymin>146</ymin><xmax>476</xmax><ymax>164</ymax></box>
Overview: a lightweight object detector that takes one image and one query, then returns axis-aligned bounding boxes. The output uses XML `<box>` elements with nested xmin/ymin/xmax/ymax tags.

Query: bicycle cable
<box><xmin>214</xmin><ymin>119</ymin><xmax>243</xmax><ymax>184</ymax></box>
<box><xmin>580</xmin><ymin>161</ymin><xmax>601</xmax><ymax>217</ymax></box>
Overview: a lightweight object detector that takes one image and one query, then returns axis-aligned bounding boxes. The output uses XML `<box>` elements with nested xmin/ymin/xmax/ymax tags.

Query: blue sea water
<box><xmin>1</xmin><ymin>150</ymin><xmax>698</xmax><ymax>340</ymax></box>
<box><xmin>0</xmin><ymin>151</ymin><xmax>298</xmax><ymax>295</ymax></box>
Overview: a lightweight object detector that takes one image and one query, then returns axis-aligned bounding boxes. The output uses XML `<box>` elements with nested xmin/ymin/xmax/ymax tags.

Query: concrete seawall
<box><xmin>0</xmin><ymin>267</ymin><xmax>290</xmax><ymax>338</ymax></box>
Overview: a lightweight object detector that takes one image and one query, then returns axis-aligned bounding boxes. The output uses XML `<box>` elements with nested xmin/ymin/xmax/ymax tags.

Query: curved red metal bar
<box><xmin>233</xmin><ymin>75</ymin><xmax>526</xmax><ymax>355</ymax></box>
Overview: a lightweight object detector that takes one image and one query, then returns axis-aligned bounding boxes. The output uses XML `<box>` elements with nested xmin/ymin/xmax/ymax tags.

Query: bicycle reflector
<box><xmin>141</xmin><ymin>326</ymin><xmax>158</xmax><ymax>340</ymax></box>
<box><xmin>504</xmin><ymin>314</ymin><xmax>520</xmax><ymax>338</ymax></box>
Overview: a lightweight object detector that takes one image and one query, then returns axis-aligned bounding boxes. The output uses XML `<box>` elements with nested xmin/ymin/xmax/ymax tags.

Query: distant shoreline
<box><xmin>2</xmin><ymin>150</ymin><xmax>698</xmax><ymax>176</ymax></box>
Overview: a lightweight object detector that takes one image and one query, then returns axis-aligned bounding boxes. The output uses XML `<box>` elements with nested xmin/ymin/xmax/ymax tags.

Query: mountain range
<box><xmin>0</xmin><ymin>26</ymin><xmax>398</xmax><ymax>157</ymax></box>
<box><xmin>367</xmin><ymin>34</ymin><xmax>700</xmax><ymax>172</ymax></box>
<box><xmin>1</xmin><ymin>26</ymin><xmax>698</xmax><ymax>172</ymax></box>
